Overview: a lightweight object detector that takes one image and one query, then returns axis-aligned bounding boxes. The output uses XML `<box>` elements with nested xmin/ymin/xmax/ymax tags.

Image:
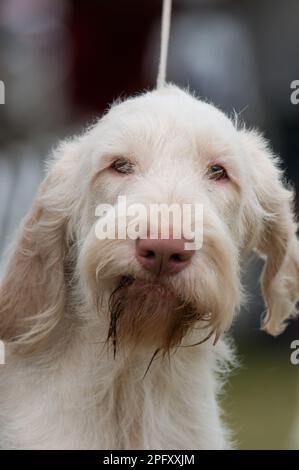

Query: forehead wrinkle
<box><xmin>99</xmin><ymin>91</ymin><xmax>237</xmax><ymax>169</ymax></box>
<box><xmin>104</xmin><ymin>108</ymin><xmax>194</xmax><ymax>166</ymax></box>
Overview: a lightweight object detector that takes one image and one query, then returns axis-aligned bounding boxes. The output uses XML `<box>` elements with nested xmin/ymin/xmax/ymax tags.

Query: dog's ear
<box><xmin>240</xmin><ymin>129</ymin><xmax>299</xmax><ymax>335</ymax></box>
<box><xmin>0</xmin><ymin>141</ymin><xmax>79</xmax><ymax>351</ymax></box>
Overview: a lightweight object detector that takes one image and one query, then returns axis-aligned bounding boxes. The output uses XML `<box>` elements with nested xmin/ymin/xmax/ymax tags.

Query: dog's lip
<box><xmin>119</xmin><ymin>274</ymin><xmax>171</xmax><ymax>292</ymax></box>
<box><xmin>118</xmin><ymin>274</ymin><xmax>173</xmax><ymax>295</ymax></box>
<box><xmin>119</xmin><ymin>274</ymin><xmax>163</xmax><ymax>288</ymax></box>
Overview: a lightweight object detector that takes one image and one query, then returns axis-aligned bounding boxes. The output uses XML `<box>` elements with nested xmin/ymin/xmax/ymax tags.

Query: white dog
<box><xmin>0</xmin><ymin>85</ymin><xmax>298</xmax><ymax>449</ymax></box>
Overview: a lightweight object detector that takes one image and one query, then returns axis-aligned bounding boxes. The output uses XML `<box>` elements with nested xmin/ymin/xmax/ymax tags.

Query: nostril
<box><xmin>137</xmin><ymin>245</ymin><xmax>156</xmax><ymax>258</ymax></box>
<box><xmin>170</xmin><ymin>252</ymin><xmax>193</xmax><ymax>263</ymax></box>
<box><xmin>170</xmin><ymin>253</ymin><xmax>183</xmax><ymax>263</ymax></box>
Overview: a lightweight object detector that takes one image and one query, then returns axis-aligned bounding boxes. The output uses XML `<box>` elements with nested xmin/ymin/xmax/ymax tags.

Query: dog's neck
<box><xmin>5</xmin><ymin>307</ymin><xmax>229</xmax><ymax>449</ymax></box>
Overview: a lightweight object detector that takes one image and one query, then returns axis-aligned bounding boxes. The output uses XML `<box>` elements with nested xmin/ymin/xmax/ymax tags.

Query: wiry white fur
<box><xmin>0</xmin><ymin>85</ymin><xmax>298</xmax><ymax>449</ymax></box>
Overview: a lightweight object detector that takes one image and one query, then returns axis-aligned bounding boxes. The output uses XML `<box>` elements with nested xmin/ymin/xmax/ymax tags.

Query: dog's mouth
<box><xmin>107</xmin><ymin>275</ymin><xmax>214</xmax><ymax>358</ymax></box>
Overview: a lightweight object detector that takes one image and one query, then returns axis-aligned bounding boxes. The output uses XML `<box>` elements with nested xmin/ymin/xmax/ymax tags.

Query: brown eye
<box><xmin>207</xmin><ymin>164</ymin><xmax>228</xmax><ymax>181</ymax></box>
<box><xmin>110</xmin><ymin>158</ymin><xmax>134</xmax><ymax>175</ymax></box>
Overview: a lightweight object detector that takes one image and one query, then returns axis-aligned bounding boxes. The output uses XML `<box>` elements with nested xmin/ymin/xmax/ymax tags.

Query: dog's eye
<box><xmin>110</xmin><ymin>158</ymin><xmax>134</xmax><ymax>175</ymax></box>
<box><xmin>207</xmin><ymin>165</ymin><xmax>228</xmax><ymax>181</ymax></box>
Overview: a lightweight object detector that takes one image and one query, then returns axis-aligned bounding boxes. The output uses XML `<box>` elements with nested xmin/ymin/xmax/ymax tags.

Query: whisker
<box><xmin>143</xmin><ymin>348</ymin><xmax>160</xmax><ymax>379</ymax></box>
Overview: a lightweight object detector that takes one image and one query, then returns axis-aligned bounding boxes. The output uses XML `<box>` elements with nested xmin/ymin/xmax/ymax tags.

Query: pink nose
<box><xmin>136</xmin><ymin>238</ymin><xmax>194</xmax><ymax>275</ymax></box>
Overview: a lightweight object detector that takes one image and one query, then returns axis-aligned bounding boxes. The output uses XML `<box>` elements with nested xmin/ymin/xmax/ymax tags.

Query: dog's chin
<box><xmin>107</xmin><ymin>275</ymin><xmax>213</xmax><ymax>355</ymax></box>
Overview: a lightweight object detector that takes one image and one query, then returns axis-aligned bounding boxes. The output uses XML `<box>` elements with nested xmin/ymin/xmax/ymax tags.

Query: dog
<box><xmin>0</xmin><ymin>85</ymin><xmax>298</xmax><ymax>449</ymax></box>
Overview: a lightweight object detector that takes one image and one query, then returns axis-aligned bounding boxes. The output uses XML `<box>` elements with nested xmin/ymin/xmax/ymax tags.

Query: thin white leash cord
<box><xmin>157</xmin><ymin>0</ymin><xmax>173</xmax><ymax>89</ymax></box>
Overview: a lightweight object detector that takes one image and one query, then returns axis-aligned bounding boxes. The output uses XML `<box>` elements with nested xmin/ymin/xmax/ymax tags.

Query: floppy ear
<box><xmin>0</xmin><ymin>141</ymin><xmax>79</xmax><ymax>351</ymax></box>
<box><xmin>241</xmin><ymin>130</ymin><xmax>299</xmax><ymax>335</ymax></box>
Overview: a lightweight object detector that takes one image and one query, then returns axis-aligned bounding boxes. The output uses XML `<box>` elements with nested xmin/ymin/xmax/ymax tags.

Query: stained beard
<box><xmin>107</xmin><ymin>275</ymin><xmax>214</xmax><ymax>359</ymax></box>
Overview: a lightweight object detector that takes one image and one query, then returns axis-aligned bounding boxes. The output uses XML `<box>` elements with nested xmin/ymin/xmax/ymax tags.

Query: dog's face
<box><xmin>79</xmin><ymin>88</ymin><xmax>245</xmax><ymax>352</ymax></box>
<box><xmin>1</xmin><ymin>86</ymin><xmax>298</xmax><ymax>354</ymax></box>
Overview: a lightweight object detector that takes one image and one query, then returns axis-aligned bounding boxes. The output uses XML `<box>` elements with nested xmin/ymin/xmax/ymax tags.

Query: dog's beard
<box><xmin>107</xmin><ymin>275</ymin><xmax>214</xmax><ymax>357</ymax></box>
<box><xmin>83</xmin><ymin>226</ymin><xmax>241</xmax><ymax>357</ymax></box>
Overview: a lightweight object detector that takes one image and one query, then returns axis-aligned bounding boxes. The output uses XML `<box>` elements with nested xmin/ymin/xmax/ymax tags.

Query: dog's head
<box><xmin>1</xmin><ymin>86</ymin><xmax>298</xmax><ymax>354</ymax></box>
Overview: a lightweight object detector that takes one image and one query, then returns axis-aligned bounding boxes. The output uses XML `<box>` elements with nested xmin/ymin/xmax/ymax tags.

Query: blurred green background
<box><xmin>223</xmin><ymin>343</ymin><xmax>298</xmax><ymax>449</ymax></box>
